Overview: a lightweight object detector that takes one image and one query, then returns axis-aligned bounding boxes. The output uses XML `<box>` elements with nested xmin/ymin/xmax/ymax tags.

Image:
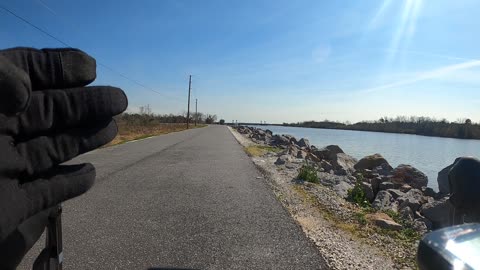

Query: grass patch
<box><xmin>244</xmin><ymin>145</ymin><xmax>282</xmax><ymax>157</ymax></box>
<box><xmin>347</xmin><ymin>183</ymin><xmax>371</xmax><ymax>208</ymax></box>
<box><xmin>354</xmin><ymin>212</ymin><xmax>367</xmax><ymax>225</ymax></box>
<box><xmin>382</xmin><ymin>209</ymin><xmax>421</xmax><ymax>243</ymax></box>
<box><xmin>291</xmin><ymin>183</ymin><xmax>418</xmax><ymax>268</ymax></box>
<box><xmin>297</xmin><ymin>164</ymin><xmax>319</xmax><ymax>183</ymax></box>
<box><xmin>107</xmin><ymin>122</ymin><xmax>207</xmax><ymax>146</ymax></box>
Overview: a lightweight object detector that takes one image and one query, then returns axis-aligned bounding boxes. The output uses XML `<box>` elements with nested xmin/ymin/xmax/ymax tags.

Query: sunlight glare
<box><xmin>388</xmin><ymin>0</ymin><xmax>423</xmax><ymax>62</ymax></box>
<box><xmin>369</xmin><ymin>0</ymin><xmax>394</xmax><ymax>30</ymax></box>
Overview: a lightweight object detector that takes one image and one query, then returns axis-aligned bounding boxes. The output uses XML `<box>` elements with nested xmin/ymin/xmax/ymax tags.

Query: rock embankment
<box><xmin>236</xmin><ymin>125</ymin><xmax>459</xmax><ymax>234</ymax></box>
<box><xmin>233</xmin><ymin>125</ymin><xmax>480</xmax><ymax>269</ymax></box>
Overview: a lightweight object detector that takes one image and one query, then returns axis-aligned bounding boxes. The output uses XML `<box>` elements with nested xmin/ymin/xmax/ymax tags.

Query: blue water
<box><xmin>250</xmin><ymin>125</ymin><xmax>480</xmax><ymax>191</ymax></box>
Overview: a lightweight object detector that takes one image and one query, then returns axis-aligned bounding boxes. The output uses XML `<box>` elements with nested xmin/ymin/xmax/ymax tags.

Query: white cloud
<box><xmin>359</xmin><ymin>59</ymin><xmax>480</xmax><ymax>93</ymax></box>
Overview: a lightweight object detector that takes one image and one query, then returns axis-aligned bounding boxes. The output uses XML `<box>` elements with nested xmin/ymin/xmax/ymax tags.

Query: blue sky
<box><xmin>1</xmin><ymin>0</ymin><xmax>480</xmax><ymax>123</ymax></box>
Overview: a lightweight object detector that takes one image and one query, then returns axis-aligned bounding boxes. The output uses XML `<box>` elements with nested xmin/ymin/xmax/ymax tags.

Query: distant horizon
<box><xmin>2</xmin><ymin>0</ymin><xmax>480</xmax><ymax>123</ymax></box>
<box><xmin>234</xmin><ymin>116</ymin><xmax>478</xmax><ymax>125</ymax></box>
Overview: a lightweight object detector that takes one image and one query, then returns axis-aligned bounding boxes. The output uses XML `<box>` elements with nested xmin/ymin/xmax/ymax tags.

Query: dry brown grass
<box><xmin>107</xmin><ymin>121</ymin><xmax>206</xmax><ymax>147</ymax></box>
<box><xmin>244</xmin><ymin>145</ymin><xmax>283</xmax><ymax>157</ymax></box>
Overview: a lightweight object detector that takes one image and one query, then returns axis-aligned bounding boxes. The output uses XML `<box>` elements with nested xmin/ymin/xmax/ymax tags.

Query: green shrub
<box><xmin>347</xmin><ymin>181</ymin><xmax>371</xmax><ymax>208</ymax></box>
<box><xmin>383</xmin><ymin>210</ymin><xmax>421</xmax><ymax>241</ymax></box>
<box><xmin>399</xmin><ymin>228</ymin><xmax>419</xmax><ymax>240</ymax></box>
<box><xmin>297</xmin><ymin>164</ymin><xmax>319</xmax><ymax>183</ymax></box>
<box><xmin>355</xmin><ymin>212</ymin><xmax>367</xmax><ymax>225</ymax></box>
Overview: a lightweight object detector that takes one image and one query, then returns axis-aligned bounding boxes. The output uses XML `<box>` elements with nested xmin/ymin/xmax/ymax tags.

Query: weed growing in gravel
<box><xmin>347</xmin><ymin>181</ymin><xmax>371</xmax><ymax>208</ymax></box>
<box><xmin>383</xmin><ymin>209</ymin><xmax>421</xmax><ymax>242</ymax></box>
<box><xmin>354</xmin><ymin>212</ymin><xmax>367</xmax><ymax>225</ymax></box>
<box><xmin>297</xmin><ymin>164</ymin><xmax>319</xmax><ymax>183</ymax></box>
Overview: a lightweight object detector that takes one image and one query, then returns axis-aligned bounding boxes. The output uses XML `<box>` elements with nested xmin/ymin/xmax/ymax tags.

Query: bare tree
<box><xmin>205</xmin><ymin>114</ymin><xmax>217</xmax><ymax>124</ymax></box>
<box><xmin>139</xmin><ymin>104</ymin><xmax>152</xmax><ymax>115</ymax></box>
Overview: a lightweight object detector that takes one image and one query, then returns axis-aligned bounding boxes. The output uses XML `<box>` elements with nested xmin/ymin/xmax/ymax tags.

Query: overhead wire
<box><xmin>0</xmin><ymin>4</ymin><xmax>186</xmax><ymax>105</ymax></box>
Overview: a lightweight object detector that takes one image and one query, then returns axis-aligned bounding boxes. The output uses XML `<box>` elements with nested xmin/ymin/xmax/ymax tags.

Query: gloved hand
<box><xmin>0</xmin><ymin>47</ymin><xmax>128</xmax><ymax>264</ymax></box>
<box><xmin>0</xmin><ymin>208</ymin><xmax>54</xmax><ymax>270</ymax></box>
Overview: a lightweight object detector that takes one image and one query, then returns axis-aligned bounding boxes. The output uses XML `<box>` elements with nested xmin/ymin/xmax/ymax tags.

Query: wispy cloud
<box><xmin>380</xmin><ymin>49</ymin><xmax>472</xmax><ymax>61</ymax></box>
<box><xmin>359</xmin><ymin>59</ymin><xmax>480</xmax><ymax>93</ymax></box>
<box><xmin>36</xmin><ymin>0</ymin><xmax>57</xmax><ymax>15</ymax></box>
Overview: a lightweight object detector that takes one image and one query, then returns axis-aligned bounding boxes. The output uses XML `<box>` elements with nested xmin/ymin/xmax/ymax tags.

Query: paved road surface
<box><xmin>20</xmin><ymin>125</ymin><xmax>326</xmax><ymax>269</ymax></box>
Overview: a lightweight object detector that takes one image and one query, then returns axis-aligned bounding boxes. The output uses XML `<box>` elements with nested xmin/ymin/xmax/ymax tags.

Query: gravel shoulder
<box><xmin>228</xmin><ymin>126</ymin><xmax>415</xmax><ymax>270</ymax></box>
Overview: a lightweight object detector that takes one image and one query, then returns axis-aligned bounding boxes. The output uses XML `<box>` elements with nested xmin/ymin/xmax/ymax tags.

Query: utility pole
<box><xmin>187</xmin><ymin>75</ymin><xmax>192</xmax><ymax>129</ymax></box>
<box><xmin>195</xmin><ymin>98</ymin><xmax>198</xmax><ymax>126</ymax></box>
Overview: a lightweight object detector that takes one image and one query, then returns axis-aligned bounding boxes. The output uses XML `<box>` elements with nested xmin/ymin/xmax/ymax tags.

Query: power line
<box><xmin>96</xmin><ymin>63</ymin><xmax>184</xmax><ymax>102</ymax></box>
<box><xmin>0</xmin><ymin>4</ymin><xmax>184</xmax><ymax>103</ymax></box>
<box><xmin>0</xmin><ymin>4</ymin><xmax>70</xmax><ymax>47</ymax></box>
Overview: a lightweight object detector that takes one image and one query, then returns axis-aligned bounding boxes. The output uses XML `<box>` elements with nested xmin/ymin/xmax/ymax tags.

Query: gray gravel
<box><xmin>229</xmin><ymin>127</ymin><xmax>401</xmax><ymax>270</ymax></box>
<box><xmin>19</xmin><ymin>125</ymin><xmax>326</xmax><ymax>270</ymax></box>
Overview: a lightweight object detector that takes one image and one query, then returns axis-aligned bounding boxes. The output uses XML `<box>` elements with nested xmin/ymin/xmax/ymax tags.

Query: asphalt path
<box><xmin>19</xmin><ymin>125</ymin><xmax>326</xmax><ymax>269</ymax></box>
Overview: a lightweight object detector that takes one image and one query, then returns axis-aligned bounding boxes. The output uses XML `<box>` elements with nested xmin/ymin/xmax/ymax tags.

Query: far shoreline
<box><xmin>234</xmin><ymin>123</ymin><xmax>480</xmax><ymax>142</ymax></box>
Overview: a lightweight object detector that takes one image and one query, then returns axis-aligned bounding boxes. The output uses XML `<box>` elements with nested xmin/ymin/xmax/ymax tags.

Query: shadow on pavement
<box><xmin>148</xmin><ymin>268</ymin><xmax>200</xmax><ymax>270</ymax></box>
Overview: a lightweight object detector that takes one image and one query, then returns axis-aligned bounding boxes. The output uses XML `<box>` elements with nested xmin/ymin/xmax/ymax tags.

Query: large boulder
<box><xmin>420</xmin><ymin>197</ymin><xmax>454</xmax><ymax>229</ymax></box>
<box><xmin>272</xmin><ymin>135</ymin><xmax>290</xmax><ymax>146</ymax></box>
<box><xmin>421</xmin><ymin>186</ymin><xmax>438</xmax><ymax>198</ymax></box>
<box><xmin>387</xmin><ymin>189</ymin><xmax>406</xmax><ymax>200</ymax></box>
<box><xmin>379</xmin><ymin>181</ymin><xmax>395</xmax><ymax>191</ymax></box>
<box><xmin>306</xmin><ymin>152</ymin><xmax>321</xmax><ymax>163</ymax></box>
<box><xmin>391</xmin><ymin>164</ymin><xmax>428</xmax><ymax>189</ymax></box>
<box><xmin>397</xmin><ymin>189</ymin><xmax>427</xmax><ymax>212</ymax></box>
<box><xmin>331</xmin><ymin>153</ymin><xmax>357</xmax><ymax>175</ymax></box>
<box><xmin>252</xmin><ymin>133</ymin><xmax>265</xmax><ymax>141</ymax></box>
<box><xmin>448</xmin><ymin>157</ymin><xmax>480</xmax><ymax>216</ymax></box>
<box><xmin>313</xmin><ymin>145</ymin><xmax>344</xmax><ymax>161</ymax></box>
<box><xmin>354</xmin><ymin>153</ymin><xmax>393</xmax><ymax>171</ymax></box>
<box><xmin>286</xmin><ymin>145</ymin><xmax>300</xmax><ymax>157</ymax></box>
<box><xmin>399</xmin><ymin>205</ymin><xmax>414</xmax><ymax>222</ymax></box>
<box><xmin>372</xmin><ymin>162</ymin><xmax>394</xmax><ymax>176</ymax></box>
<box><xmin>372</xmin><ymin>190</ymin><xmax>395</xmax><ymax>211</ymax></box>
<box><xmin>317</xmin><ymin>172</ymin><xmax>347</xmax><ymax>185</ymax></box>
<box><xmin>437</xmin><ymin>158</ymin><xmax>460</xmax><ymax>195</ymax></box>
<box><xmin>237</xmin><ymin>126</ymin><xmax>252</xmax><ymax>134</ymax></box>
<box><xmin>319</xmin><ymin>160</ymin><xmax>333</xmax><ymax>172</ymax></box>
<box><xmin>296</xmin><ymin>138</ymin><xmax>310</xmax><ymax>149</ymax></box>
<box><xmin>360</xmin><ymin>182</ymin><xmax>375</xmax><ymax>202</ymax></box>
<box><xmin>399</xmin><ymin>184</ymin><xmax>413</xmax><ymax>193</ymax></box>
<box><xmin>413</xmin><ymin>220</ymin><xmax>429</xmax><ymax>234</ymax></box>
<box><xmin>332</xmin><ymin>181</ymin><xmax>354</xmax><ymax>199</ymax></box>
<box><xmin>367</xmin><ymin>213</ymin><xmax>402</xmax><ymax>231</ymax></box>
<box><xmin>283</xmin><ymin>134</ymin><xmax>297</xmax><ymax>145</ymax></box>
<box><xmin>274</xmin><ymin>155</ymin><xmax>292</xmax><ymax>165</ymax></box>
<box><xmin>370</xmin><ymin>176</ymin><xmax>384</xmax><ymax>195</ymax></box>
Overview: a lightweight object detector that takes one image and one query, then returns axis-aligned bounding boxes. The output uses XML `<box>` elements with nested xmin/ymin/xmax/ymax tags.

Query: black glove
<box><xmin>0</xmin><ymin>48</ymin><xmax>127</xmax><ymax>250</ymax></box>
<box><xmin>0</xmin><ymin>208</ymin><xmax>54</xmax><ymax>270</ymax></box>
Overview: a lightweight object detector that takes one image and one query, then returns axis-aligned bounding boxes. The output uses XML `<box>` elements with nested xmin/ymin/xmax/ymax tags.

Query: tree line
<box><xmin>283</xmin><ymin>116</ymin><xmax>480</xmax><ymax>140</ymax></box>
<box><xmin>118</xmin><ymin>104</ymin><xmax>220</xmax><ymax>125</ymax></box>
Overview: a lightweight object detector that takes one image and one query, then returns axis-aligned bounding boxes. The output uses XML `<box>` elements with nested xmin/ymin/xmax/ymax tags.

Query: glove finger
<box><xmin>0</xmin><ymin>164</ymin><xmax>95</xmax><ymax>241</ymax></box>
<box><xmin>4</xmin><ymin>86</ymin><xmax>127</xmax><ymax>138</ymax></box>
<box><xmin>24</xmin><ymin>164</ymin><xmax>95</xmax><ymax>219</ymax></box>
<box><xmin>17</xmin><ymin>119</ymin><xmax>117</xmax><ymax>175</ymax></box>
<box><xmin>0</xmin><ymin>207</ymin><xmax>52</xmax><ymax>270</ymax></box>
<box><xmin>0</xmin><ymin>55</ymin><xmax>31</xmax><ymax>114</ymax></box>
<box><xmin>0</xmin><ymin>47</ymin><xmax>96</xmax><ymax>90</ymax></box>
